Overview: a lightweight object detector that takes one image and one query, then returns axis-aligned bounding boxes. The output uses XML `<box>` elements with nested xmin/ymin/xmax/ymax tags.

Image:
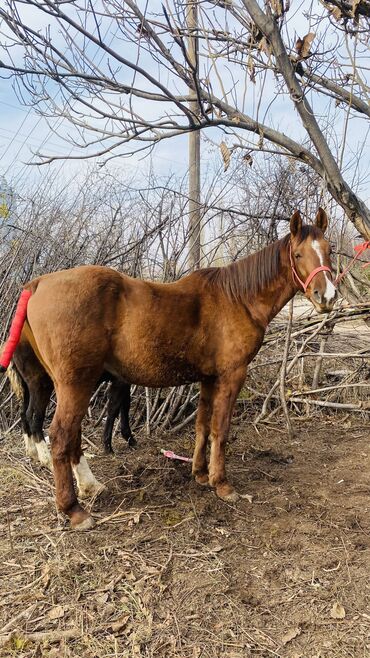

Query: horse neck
<box><xmin>244</xmin><ymin>244</ymin><xmax>297</xmax><ymax>328</ymax></box>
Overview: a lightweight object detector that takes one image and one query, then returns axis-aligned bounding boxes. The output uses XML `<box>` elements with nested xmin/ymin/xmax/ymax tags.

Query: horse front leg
<box><xmin>208</xmin><ymin>367</ymin><xmax>246</xmax><ymax>502</ymax></box>
<box><xmin>192</xmin><ymin>380</ymin><xmax>215</xmax><ymax>486</ymax></box>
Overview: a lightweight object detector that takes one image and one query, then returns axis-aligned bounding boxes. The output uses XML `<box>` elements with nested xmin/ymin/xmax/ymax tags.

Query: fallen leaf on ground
<box><xmin>281</xmin><ymin>626</ymin><xmax>301</xmax><ymax>645</ymax></box>
<box><xmin>110</xmin><ymin>614</ymin><xmax>130</xmax><ymax>633</ymax></box>
<box><xmin>48</xmin><ymin>605</ymin><xmax>65</xmax><ymax>620</ymax></box>
<box><xmin>331</xmin><ymin>602</ymin><xmax>346</xmax><ymax>619</ymax></box>
<box><xmin>96</xmin><ymin>592</ymin><xmax>109</xmax><ymax>605</ymax></box>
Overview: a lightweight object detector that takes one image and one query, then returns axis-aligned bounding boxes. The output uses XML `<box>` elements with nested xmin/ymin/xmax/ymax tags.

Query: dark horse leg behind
<box><xmin>102</xmin><ymin>377</ymin><xmax>136</xmax><ymax>453</ymax></box>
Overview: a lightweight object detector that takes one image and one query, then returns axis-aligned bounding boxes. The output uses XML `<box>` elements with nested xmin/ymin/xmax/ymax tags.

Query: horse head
<box><xmin>289</xmin><ymin>208</ymin><xmax>337</xmax><ymax>313</ymax></box>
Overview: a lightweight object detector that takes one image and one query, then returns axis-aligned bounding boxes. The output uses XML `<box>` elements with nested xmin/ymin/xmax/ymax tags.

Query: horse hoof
<box><xmin>72</xmin><ymin>515</ymin><xmax>96</xmax><ymax>531</ymax></box>
<box><xmin>194</xmin><ymin>473</ymin><xmax>209</xmax><ymax>486</ymax></box>
<box><xmin>78</xmin><ymin>481</ymin><xmax>106</xmax><ymax>500</ymax></box>
<box><xmin>216</xmin><ymin>485</ymin><xmax>239</xmax><ymax>503</ymax></box>
<box><xmin>127</xmin><ymin>436</ymin><xmax>137</xmax><ymax>448</ymax></box>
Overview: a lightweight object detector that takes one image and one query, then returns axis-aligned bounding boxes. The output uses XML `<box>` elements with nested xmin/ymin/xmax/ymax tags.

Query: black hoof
<box><xmin>103</xmin><ymin>445</ymin><xmax>114</xmax><ymax>455</ymax></box>
<box><xmin>126</xmin><ymin>436</ymin><xmax>137</xmax><ymax>449</ymax></box>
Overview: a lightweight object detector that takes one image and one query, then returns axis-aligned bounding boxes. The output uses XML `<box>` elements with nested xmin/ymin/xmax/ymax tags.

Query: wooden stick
<box><xmin>0</xmin><ymin>628</ymin><xmax>80</xmax><ymax>648</ymax></box>
<box><xmin>291</xmin><ymin>382</ymin><xmax>370</xmax><ymax>397</ymax></box>
<box><xmin>289</xmin><ymin>397</ymin><xmax>368</xmax><ymax>411</ymax></box>
<box><xmin>0</xmin><ymin>604</ymin><xmax>36</xmax><ymax>635</ymax></box>
<box><xmin>279</xmin><ymin>299</ymin><xmax>294</xmax><ymax>438</ymax></box>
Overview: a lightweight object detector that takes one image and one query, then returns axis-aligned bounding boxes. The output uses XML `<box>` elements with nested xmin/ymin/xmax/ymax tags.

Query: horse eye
<box><xmin>295</xmin><ymin>253</ymin><xmax>301</xmax><ymax>260</ymax></box>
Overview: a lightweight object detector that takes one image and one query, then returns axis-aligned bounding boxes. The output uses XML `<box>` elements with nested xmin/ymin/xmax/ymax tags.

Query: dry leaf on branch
<box><xmin>295</xmin><ymin>32</ymin><xmax>315</xmax><ymax>59</ymax></box>
<box><xmin>220</xmin><ymin>142</ymin><xmax>231</xmax><ymax>172</ymax></box>
<box><xmin>330</xmin><ymin>6</ymin><xmax>342</xmax><ymax>20</ymax></box>
<box><xmin>331</xmin><ymin>602</ymin><xmax>346</xmax><ymax>619</ymax></box>
<box><xmin>269</xmin><ymin>0</ymin><xmax>284</xmax><ymax>16</ymax></box>
<box><xmin>258</xmin><ymin>36</ymin><xmax>271</xmax><ymax>57</ymax></box>
<box><xmin>247</xmin><ymin>55</ymin><xmax>256</xmax><ymax>83</ymax></box>
<box><xmin>351</xmin><ymin>0</ymin><xmax>361</xmax><ymax>17</ymax></box>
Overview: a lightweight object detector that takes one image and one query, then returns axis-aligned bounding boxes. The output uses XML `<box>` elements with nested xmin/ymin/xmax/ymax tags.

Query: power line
<box><xmin>0</xmin><ymin>102</ymin><xmax>34</xmax><ymax>163</ymax></box>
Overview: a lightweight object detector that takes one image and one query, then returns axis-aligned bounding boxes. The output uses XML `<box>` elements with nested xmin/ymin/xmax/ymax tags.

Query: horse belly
<box><xmin>108</xmin><ymin>329</ymin><xmax>210</xmax><ymax>387</ymax></box>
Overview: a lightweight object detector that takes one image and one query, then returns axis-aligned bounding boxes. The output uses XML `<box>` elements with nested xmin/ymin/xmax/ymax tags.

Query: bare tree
<box><xmin>0</xmin><ymin>1</ymin><xmax>369</xmax><ymax>237</ymax></box>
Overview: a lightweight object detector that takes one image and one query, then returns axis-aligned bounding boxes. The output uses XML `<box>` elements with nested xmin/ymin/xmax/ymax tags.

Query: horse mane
<box><xmin>198</xmin><ymin>226</ymin><xmax>321</xmax><ymax>302</ymax></box>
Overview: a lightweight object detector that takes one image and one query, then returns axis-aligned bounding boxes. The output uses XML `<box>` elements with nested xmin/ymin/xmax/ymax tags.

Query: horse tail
<box><xmin>7</xmin><ymin>359</ymin><xmax>25</xmax><ymax>400</ymax></box>
<box><xmin>0</xmin><ymin>289</ymin><xmax>33</xmax><ymax>372</ymax></box>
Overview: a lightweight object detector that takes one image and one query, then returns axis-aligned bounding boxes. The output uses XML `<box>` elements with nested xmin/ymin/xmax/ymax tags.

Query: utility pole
<box><xmin>187</xmin><ymin>0</ymin><xmax>201</xmax><ymax>270</ymax></box>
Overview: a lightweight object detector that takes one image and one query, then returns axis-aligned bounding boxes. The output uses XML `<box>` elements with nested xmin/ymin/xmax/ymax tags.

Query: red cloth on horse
<box><xmin>0</xmin><ymin>289</ymin><xmax>32</xmax><ymax>370</ymax></box>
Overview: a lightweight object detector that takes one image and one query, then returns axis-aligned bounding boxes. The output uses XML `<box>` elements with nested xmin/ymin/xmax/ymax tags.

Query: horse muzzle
<box><xmin>309</xmin><ymin>286</ymin><xmax>338</xmax><ymax>313</ymax></box>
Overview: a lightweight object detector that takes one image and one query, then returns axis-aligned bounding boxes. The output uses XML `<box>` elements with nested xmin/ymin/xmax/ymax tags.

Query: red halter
<box><xmin>289</xmin><ymin>242</ymin><xmax>333</xmax><ymax>293</ymax></box>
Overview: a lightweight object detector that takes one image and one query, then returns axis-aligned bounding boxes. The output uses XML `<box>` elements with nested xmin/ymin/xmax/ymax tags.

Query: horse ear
<box><xmin>290</xmin><ymin>210</ymin><xmax>302</xmax><ymax>237</ymax></box>
<box><xmin>315</xmin><ymin>207</ymin><xmax>328</xmax><ymax>234</ymax></box>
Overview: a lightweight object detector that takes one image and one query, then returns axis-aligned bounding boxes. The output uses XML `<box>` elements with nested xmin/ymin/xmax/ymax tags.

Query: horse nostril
<box><xmin>313</xmin><ymin>289</ymin><xmax>321</xmax><ymax>302</ymax></box>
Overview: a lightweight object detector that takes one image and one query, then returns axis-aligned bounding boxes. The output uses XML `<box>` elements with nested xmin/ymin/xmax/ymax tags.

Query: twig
<box><xmin>0</xmin><ymin>628</ymin><xmax>80</xmax><ymax>648</ymax></box>
<box><xmin>279</xmin><ymin>299</ymin><xmax>294</xmax><ymax>439</ymax></box>
<box><xmin>0</xmin><ymin>604</ymin><xmax>37</xmax><ymax>635</ymax></box>
<box><xmin>289</xmin><ymin>397</ymin><xmax>369</xmax><ymax>411</ymax></box>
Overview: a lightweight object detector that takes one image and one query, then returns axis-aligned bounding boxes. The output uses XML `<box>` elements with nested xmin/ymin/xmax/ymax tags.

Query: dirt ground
<box><xmin>0</xmin><ymin>418</ymin><xmax>370</xmax><ymax>658</ymax></box>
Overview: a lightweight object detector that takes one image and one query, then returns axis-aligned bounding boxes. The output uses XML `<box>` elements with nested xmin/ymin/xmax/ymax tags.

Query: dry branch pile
<box><xmin>0</xmin><ymin>172</ymin><xmax>369</xmax><ymax>439</ymax></box>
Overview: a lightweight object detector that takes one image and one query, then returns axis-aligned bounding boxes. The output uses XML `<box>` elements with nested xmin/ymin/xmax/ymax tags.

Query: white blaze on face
<box><xmin>312</xmin><ymin>240</ymin><xmax>336</xmax><ymax>303</ymax></box>
<box><xmin>72</xmin><ymin>455</ymin><xmax>104</xmax><ymax>498</ymax></box>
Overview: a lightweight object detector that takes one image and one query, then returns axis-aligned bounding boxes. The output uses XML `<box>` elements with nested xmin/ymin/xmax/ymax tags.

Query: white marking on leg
<box><xmin>72</xmin><ymin>455</ymin><xmax>104</xmax><ymax>499</ymax></box>
<box><xmin>34</xmin><ymin>438</ymin><xmax>53</xmax><ymax>470</ymax></box>
<box><xmin>24</xmin><ymin>434</ymin><xmax>38</xmax><ymax>461</ymax></box>
<box><xmin>312</xmin><ymin>240</ymin><xmax>336</xmax><ymax>302</ymax></box>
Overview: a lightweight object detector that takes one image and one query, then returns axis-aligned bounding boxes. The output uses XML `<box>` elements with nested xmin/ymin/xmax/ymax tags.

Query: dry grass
<box><xmin>1</xmin><ymin>419</ymin><xmax>370</xmax><ymax>658</ymax></box>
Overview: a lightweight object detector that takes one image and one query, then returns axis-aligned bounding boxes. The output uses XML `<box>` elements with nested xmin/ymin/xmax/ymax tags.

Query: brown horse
<box><xmin>15</xmin><ymin>209</ymin><xmax>336</xmax><ymax>530</ymax></box>
<box><xmin>8</xmin><ymin>337</ymin><xmax>135</xmax><ymax>469</ymax></box>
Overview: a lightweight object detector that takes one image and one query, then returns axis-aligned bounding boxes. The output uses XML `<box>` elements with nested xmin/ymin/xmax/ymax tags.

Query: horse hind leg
<box><xmin>103</xmin><ymin>380</ymin><xmax>135</xmax><ymax>453</ymax></box>
<box><xmin>102</xmin><ymin>381</ymin><xmax>119</xmax><ymax>454</ymax></box>
<box><xmin>50</xmin><ymin>383</ymin><xmax>104</xmax><ymax>530</ymax></box>
<box><xmin>7</xmin><ymin>360</ymin><xmax>38</xmax><ymax>461</ymax></box>
<box><xmin>120</xmin><ymin>383</ymin><xmax>136</xmax><ymax>448</ymax></box>
<box><xmin>72</xmin><ymin>428</ymin><xmax>104</xmax><ymax>500</ymax></box>
<box><xmin>28</xmin><ymin>378</ymin><xmax>54</xmax><ymax>469</ymax></box>
<box><xmin>21</xmin><ymin>380</ymin><xmax>39</xmax><ymax>462</ymax></box>
<box><xmin>192</xmin><ymin>380</ymin><xmax>214</xmax><ymax>486</ymax></box>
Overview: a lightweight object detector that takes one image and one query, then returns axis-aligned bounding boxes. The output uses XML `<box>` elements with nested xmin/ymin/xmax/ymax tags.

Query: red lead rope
<box><xmin>0</xmin><ymin>289</ymin><xmax>32</xmax><ymax>371</ymax></box>
<box><xmin>334</xmin><ymin>240</ymin><xmax>370</xmax><ymax>284</ymax></box>
<box><xmin>335</xmin><ymin>241</ymin><xmax>370</xmax><ymax>285</ymax></box>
